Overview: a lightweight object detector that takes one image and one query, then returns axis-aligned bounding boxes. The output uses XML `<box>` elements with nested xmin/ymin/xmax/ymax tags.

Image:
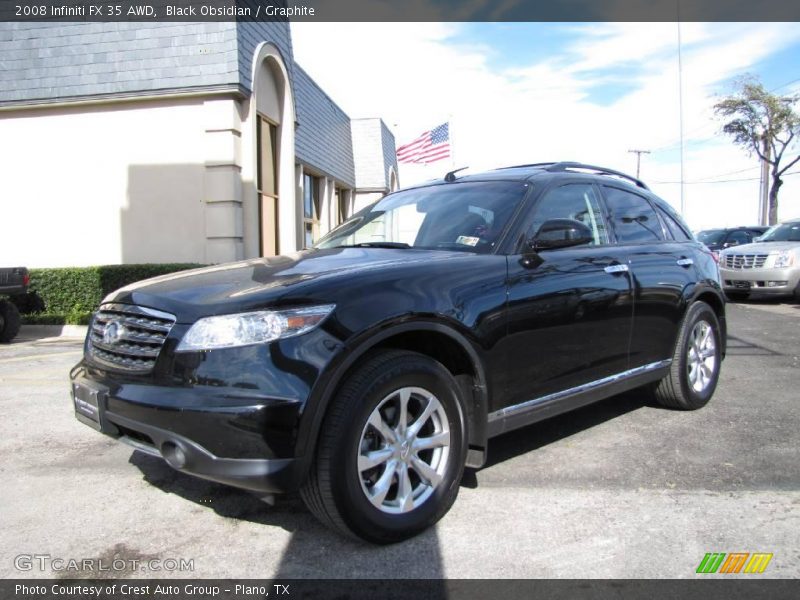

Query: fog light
<box><xmin>767</xmin><ymin>281</ymin><xmax>787</xmax><ymax>287</ymax></box>
<box><xmin>162</xmin><ymin>442</ymin><xmax>187</xmax><ymax>469</ymax></box>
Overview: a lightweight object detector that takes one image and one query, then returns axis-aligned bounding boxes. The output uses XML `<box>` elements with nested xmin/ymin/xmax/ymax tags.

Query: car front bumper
<box><xmin>719</xmin><ymin>265</ymin><xmax>800</xmax><ymax>296</ymax></box>
<box><xmin>70</xmin><ymin>366</ymin><xmax>305</xmax><ymax>494</ymax></box>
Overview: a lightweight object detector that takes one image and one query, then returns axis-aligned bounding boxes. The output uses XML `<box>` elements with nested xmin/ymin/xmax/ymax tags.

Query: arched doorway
<box><xmin>243</xmin><ymin>44</ymin><xmax>296</xmax><ymax>258</ymax></box>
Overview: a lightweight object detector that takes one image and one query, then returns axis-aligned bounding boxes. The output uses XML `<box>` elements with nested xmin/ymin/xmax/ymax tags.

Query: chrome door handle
<box><xmin>604</xmin><ymin>264</ymin><xmax>629</xmax><ymax>274</ymax></box>
<box><xmin>676</xmin><ymin>258</ymin><xmax>694</xmax><ymax>267</ymax></box>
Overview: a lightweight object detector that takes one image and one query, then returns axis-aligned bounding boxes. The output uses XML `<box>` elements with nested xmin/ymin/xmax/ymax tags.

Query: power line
<box><xmin>652</xmin><ymin>170</ymin><xmax>800</xmax><ymax>185</ymax></box>
<box><xmin>686</xmin><ymin>165</ymin><xmax>761</xmax><ymax>182</ymax></box>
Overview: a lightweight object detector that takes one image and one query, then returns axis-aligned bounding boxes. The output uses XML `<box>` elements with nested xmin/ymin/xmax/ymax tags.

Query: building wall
<box><xmin>0</xmin><ymin>22</ymin><xmax>395</xmax><ymax>268</ymax></box>
<box><xmin>235</xmin><ymin>18</ymin><xmax>295</xmax><ymax>93</ymax></box>
<box><xmin>380</xmin><ymin>121</ymin><xmax>400</xmax><ymax>189</ymax></box>
<box><xmin>294</xmin><ymin>66</ymin><xmax>355</xmax><ymax>187</ymax></box>
<box><xmin>351</xmin><ymin>118</ymin><xmax>398</xmax><ymax>190</ymax></box>
<box><xmin>351</xmin><ymin>118</ymin><xmax>399</xmax><ymax>211</ymax></box>
<box><xmin>0</xmin><ymin>22</ymin><xmax>241</xmax><ymax>105</ymax></box>
<box><xmin>0</xmin><ymin>97</ymin><xmax>244</xmax><ymax>267</ymax></box>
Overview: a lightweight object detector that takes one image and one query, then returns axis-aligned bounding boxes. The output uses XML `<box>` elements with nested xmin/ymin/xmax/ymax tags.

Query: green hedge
<box><xmin>21</xmin><ymin>264</ymin><xmax>205</xmax><ymax>325</ymax></box>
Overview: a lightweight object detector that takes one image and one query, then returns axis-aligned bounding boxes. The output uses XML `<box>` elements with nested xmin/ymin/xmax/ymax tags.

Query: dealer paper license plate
<box><xmin>72</xmin><ymin>379</ymin><xmax>108</xmax><ymax>431</ymax></box>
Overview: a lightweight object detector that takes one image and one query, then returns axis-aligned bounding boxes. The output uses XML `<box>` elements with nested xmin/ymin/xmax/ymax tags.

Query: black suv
<box><xmin>697</xmin><ymin>226</ymin><xmax>769</xmax><ymax>255</ymax></box>
<box><xmin>71</xmin><ymin>162</ymin><xmax>726</xmax><ymax>543</ymax></box>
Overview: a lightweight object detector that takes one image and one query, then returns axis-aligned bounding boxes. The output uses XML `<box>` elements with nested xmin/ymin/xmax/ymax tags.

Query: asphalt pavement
<box><xmin>1</xmin><ymin>301</ymin><xmax>798</xmax><ymax>578</ymax></box>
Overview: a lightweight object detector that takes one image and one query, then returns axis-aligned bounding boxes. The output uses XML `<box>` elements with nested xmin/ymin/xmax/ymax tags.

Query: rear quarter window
<box><xmin>657</xmin><ymin>207</ymin><xmax>692</xmax><ymax>241</ymax></box>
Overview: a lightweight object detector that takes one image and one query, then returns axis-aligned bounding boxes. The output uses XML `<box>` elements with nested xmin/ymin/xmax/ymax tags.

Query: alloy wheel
<box><xmin>357</xmin><ymin>386</ymin><xmax>451</xmax><ymax>515</ymax></box>
<box><xmin>687</xmin><ymin>320</ymin><xmax>717</xmax><ymax>393</ymax></box>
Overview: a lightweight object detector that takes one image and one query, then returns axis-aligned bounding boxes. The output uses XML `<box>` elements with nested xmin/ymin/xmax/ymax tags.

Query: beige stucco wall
<box><xmin>0</xmin><ymin>96</ymin><xmax>244</xmax><ymax>268</ymax></box>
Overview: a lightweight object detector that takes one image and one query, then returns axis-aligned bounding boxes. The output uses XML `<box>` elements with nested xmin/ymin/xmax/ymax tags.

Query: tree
<box><xmin>713</xmin><ymin>77</ymin><xmax>800</xmax><ymax>225</ymax></box>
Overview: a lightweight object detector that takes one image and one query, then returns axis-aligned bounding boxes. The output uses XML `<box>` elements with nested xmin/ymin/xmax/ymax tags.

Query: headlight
<box><xmin>176</xmin><ymin>304</ymin><xmax>335</xmax><ymax>352</ymax></box>
<box><xmin>772</xmin><ymin>251</ymin><xmax>795</xmax><ymax>268</ymax></box>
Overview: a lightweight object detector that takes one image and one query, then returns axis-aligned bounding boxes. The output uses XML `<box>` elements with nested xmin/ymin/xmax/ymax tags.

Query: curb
<box><xmin>20</xmin><ymin>324</ymin><xmax>88</xmax><ymax>339</ymax></box>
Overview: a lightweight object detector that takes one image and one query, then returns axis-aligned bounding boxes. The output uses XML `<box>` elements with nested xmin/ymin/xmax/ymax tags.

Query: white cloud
<box><xmin>291</xmin><ymin>22</ymin><xmax>800</xmax><ymax>228</ymax></box>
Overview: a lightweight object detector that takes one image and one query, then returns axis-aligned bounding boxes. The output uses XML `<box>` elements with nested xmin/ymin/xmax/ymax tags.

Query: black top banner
<box><xmin>2</xmin><ymin>0</ymin><xmax>800</xmax><ymax>22</ymax></box>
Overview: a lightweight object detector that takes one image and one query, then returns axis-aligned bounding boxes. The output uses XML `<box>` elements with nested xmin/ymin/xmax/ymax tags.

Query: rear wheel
<box><xmin>653</xmin><ymin>301</ymin><xmax>721</xmax><ymax>410</ymax></box>
<box><xmin>0</xmin><ymin>300</ymin><xmax>21</xmax><ymax>343</ymax></box>
<box><xmin>301</xmin><ymin>349</ymin><xmax>467</xmax><ymax>544</ymax></box>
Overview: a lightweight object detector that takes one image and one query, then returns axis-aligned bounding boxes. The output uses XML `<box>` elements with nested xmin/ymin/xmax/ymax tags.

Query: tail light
<box><xmin>23</xmin><ymin>273</ymin><xmax>30</xmax><ymax>286</ymax></box>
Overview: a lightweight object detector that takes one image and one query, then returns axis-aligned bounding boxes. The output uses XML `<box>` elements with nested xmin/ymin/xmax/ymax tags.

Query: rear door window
<box><xmin>602</xmin><ymin>187</ymin><xmax>665</xmax><ymax>243</ymax></box>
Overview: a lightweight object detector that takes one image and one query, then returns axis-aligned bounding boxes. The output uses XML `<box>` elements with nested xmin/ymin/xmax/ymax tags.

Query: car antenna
<box><xmin>444</xmin><ymin>166</ymin><xmax>469</xmax><ymax>182</ymax></box>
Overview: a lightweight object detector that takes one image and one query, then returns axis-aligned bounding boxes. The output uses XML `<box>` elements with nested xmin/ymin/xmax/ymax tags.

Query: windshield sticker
<box><xmin>456</xmin><ymin>236</ymin><xmax>480</xmax><ymax>247</ymax></box>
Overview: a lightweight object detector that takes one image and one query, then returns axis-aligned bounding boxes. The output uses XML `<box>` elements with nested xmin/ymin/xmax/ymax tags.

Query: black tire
<box><xmin>300</xmin><ymin>349</ymin><xmax>467</xmax><ymax>544</ymax></box>
<box><xmin>0</xmin><ymin>300</ymin><xmax>21</xmax><ymax>343</ymax></box>
<box><xmin>653</xmin><ymin>301</ymin><xmax>722</xmax><ymax>410</ymax></box>
<box><xmin>725</xmin><ymin>291</ymin><xmax>749</xmax><ymax>302</ymax></box>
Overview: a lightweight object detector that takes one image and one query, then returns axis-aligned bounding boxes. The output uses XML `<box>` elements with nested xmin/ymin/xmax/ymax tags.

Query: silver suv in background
<box><xmin>719</xmin><ymin>219</ymin><xmax>800</xmax><ymax>301</ymax></box>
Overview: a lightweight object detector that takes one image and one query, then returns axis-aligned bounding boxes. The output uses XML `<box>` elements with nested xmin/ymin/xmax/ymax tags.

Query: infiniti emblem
<box><xmin>400</xmin><ymin>440</ymin><xmax>411</xmax><ymax>461</ymax></box>
<box><xmin>102</xmin><ymin>320</ymin><xmax>126</xmax><ymax>345</ymax></box>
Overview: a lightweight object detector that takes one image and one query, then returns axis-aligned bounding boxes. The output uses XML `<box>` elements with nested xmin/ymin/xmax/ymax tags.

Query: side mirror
<box><xmin>724</xmin><ymin>240</ymin><xmax>739</xmax><ymax>248</ymax></box>
<box><xmin>530</xmin><ymin>219</ymin><xmax>593</xmax><ymax>251</ymax></box>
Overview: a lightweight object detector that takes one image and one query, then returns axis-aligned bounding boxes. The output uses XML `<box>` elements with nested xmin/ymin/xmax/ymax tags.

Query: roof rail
<box><xmin>545</xmin><ymin>162</ymin><xmax>649</xmax><ymax>190</ymax></box>
<box><xmin>495</xmin><ymin>162</ymin><xmax>558</xmax><ymax>170</ymax></box>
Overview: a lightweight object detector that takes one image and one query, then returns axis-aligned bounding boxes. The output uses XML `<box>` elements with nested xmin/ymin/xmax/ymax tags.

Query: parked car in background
<box><xmin>696</xmin><ymin>226</ymin><xmax>770</xmax><ymax>257</ymax></box>
<box><xmin>0</xmin><ymin>266</ymin><xmax>28</xmax><ymax>342</ymax></box>
<box><xmin>70</xmin><ymin>162</ymin><xmax>726</xmax><ymax>543</ymax></box>
<box><xmin>719</xmin><ymin>219</ymin><xmax>800</xmax><ymax>301</ymax></box>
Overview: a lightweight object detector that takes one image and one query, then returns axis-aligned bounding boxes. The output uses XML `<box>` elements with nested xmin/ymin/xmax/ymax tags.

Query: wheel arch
<box><xmin>688</xmin><ymin>285</ymin><xmax>727</xmax><ymax>358</ymax></box>
<box><xmin>296</xmin><ymin>320</ymin><xmax>491</xmax><ymax>479</ymax></box>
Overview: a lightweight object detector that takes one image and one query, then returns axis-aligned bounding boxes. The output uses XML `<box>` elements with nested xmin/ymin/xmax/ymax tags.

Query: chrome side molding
<box><xmin>488</xmin><ymin>359</ymin><xmax>672</xmax><ymax>422</ymax></box>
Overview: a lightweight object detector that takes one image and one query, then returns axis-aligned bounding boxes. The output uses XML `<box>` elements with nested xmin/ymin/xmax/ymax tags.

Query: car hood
<box><xmin>105</xmin><ymin>247</ymin><xmax>473</xmax><ymax>322</ymax></box>
<box><xmin>721</xmin><ymin>241</ymin><xmax>800</xmax><ymax>254</ymax></box>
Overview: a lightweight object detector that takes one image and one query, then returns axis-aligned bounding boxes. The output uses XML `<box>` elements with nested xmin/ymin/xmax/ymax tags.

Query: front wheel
<box><xmin>652</xmin><ymin>301</ymin><xmax>722</xmax><ymax>410</ymax></box>
<box><xmin>301</xmin><ymin>349</ymin><xmax>467</xmax><ymax>544</ymax></box>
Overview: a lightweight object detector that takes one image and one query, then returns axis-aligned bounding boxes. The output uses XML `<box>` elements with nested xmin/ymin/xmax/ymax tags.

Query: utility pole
<box><xmin>759</xmin><ymin>134</ymin><xmax>771</xmax><ymax>226</ymax></box>
<box><xmin>628</xmin><ymin>149</ymin><xmax>651</xmax><ymax>179</ymax></box>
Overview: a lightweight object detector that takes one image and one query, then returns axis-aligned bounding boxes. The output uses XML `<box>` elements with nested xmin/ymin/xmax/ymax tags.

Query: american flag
<box><xmin>396</xmin><ymin>122</ymin><xmax>451</xmax><ymax>164</ymax></box>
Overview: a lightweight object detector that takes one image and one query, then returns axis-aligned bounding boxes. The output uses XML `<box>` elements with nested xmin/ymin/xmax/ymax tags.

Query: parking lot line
<box><xmin>0</xmin><ymin>350</ymin><xmax>83</xmax><ymax>364</ymax></box>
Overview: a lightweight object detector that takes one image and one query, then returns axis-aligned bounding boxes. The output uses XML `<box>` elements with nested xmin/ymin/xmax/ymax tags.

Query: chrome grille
<box><xmin>723</xmin><ymin>253</ymin><xmax>768</xmax><ymax>270</ymax></box>
<box><xmin>87</xmin><ymin>303</ymin><xmax>176</xmax><ymax>373</ymax></box>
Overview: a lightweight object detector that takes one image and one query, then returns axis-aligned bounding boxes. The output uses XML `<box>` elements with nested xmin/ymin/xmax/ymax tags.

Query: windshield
<box><xmin>315</xmin><ymin>181</ymin><xmax>529</xmax><ymax>253</ymax></box>
<box><xmin>696</xmin><ymin>229</ymin><xmax>725</xmax><ymax>244</ymax></box>
<box><xmin>760</xmin><ymin>222</ymin><xmax>800</xmax><ymax>242</ymax></box>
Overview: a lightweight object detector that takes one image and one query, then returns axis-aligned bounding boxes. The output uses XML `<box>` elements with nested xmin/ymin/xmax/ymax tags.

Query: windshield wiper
<box><xmin>334</xmin><ymin>242</ymin><xmax>412</xmax><ymax>249</ymax></box>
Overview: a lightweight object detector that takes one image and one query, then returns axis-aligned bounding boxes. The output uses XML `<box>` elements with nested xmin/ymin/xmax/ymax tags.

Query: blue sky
<box><xmin>292</xmin><ymin>23</ymin><xmax>800</xmax><ymax>228</ymax></box>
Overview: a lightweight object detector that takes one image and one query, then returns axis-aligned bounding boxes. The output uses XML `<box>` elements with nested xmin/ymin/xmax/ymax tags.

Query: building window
<box><xmin>303</xmin><ymin>173</ymin><xmax>321</xmax><ymax>248</ymax></box>
<box><xmin>257</xmin><ymin>116</ymin><xmax>279</xmax><ymax>256</ymax></box>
